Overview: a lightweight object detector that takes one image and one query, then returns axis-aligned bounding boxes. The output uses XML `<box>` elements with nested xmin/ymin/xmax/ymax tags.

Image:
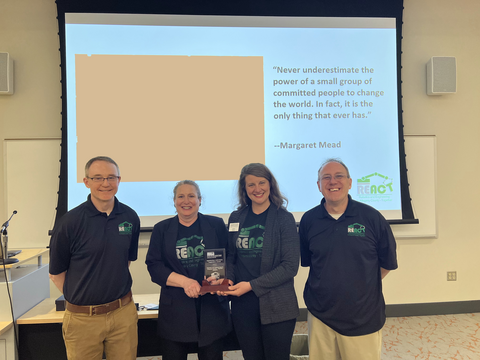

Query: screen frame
<box><xmin>54</xmin><ymin>0</ymin><xmax>416</xmax><ymax>229</ymax></box>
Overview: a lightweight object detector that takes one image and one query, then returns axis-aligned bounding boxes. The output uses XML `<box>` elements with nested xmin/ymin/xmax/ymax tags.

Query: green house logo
<box><xmin>348</xmin><ymin>223</ymin><xmax>366</xmax><ymax>237</ymax></box>
<box><xmin>118</xmin><ymin>221</ymin><xmax>133</xmax><ymax>235</ymax></box>
<box><xmin>357</xmin><ymin>172</ymin><xmax>393</xmax><ymax>196</ymax></box>
<box><xmin>176</xmin><ymin>236</ymin><xmax>205</xmax><ymax>259</ymax></box>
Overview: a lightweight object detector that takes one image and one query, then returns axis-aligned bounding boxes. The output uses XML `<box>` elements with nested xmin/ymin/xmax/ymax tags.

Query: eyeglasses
<box><xmin>320</xmin><ymin>174</ymin><xmax>347</xmax><ymax>182</ymax></box>
<box><xmin>87</xmin><ymin>176</ymin><xmax>120</xmax><ymax>183</ymax></box>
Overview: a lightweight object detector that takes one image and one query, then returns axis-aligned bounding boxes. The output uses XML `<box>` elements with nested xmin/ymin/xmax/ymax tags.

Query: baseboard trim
<box><xmin>385</xmin><ymin>300</ymin><xmax>480</xmax><ymax>317</ymax></box>
<box><xmin>298</xmin><ymin>300</ymin><xmax>480</xmax><ymax>321</ymax></box>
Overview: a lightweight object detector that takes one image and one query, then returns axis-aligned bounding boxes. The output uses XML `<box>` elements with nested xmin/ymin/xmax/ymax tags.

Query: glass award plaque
<box><xmin>200</xmin><ymin>248</ymin><xmax>229</xmax><ymax>294</ymax></box>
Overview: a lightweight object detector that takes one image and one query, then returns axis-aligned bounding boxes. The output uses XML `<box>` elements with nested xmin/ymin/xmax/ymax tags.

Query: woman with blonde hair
<box><xmin>146</xmin><ymin>180</ymin><xmax>230</xmax><ymax>360</ymax></box>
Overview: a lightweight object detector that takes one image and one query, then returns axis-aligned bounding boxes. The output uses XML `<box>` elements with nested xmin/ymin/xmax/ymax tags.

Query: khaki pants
<box><xmin>62</xmin><ymin>300</ymin><xmax>138</xmax><ymax>360</ymax></box>
<box><xmin>308</xmin><ymin>311</ymin><xmax>382</xmax><ymax>360</ymax></box>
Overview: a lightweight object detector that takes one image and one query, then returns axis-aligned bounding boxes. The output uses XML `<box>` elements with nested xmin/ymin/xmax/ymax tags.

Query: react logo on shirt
<box><xmin>118</xmin><ymin>221</ymin><xmax>133</xmax><ymax>235</ymax></box>
<box><xmin>347</xmin><ymin>223</ymin><xmax>365</xmax><ymax>237</ymax></box>
<box><xmin>176</xmin><ymin>236</ymin><xmax>205</xmax><ymax>260</ymax></box>
<box><xmin>237</xmin><ymin>225</ymin><xmax>265</xmax><ymax>249</ymax></box>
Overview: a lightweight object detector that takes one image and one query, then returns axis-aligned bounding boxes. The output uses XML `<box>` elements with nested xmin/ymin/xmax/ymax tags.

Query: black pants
<box><xmin>161</xmin><ymin>337</ymin><xmax>224</xmax><ymax>360</ymax></box>
<box><xmin>231</xmin><ymin>291</ymin><xmax>296</xmax><ymax>360</ymax></box>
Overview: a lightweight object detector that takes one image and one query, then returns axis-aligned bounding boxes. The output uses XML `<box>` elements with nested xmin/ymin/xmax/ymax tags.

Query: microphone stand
<box><xmin>1</xmin><ymin>211</ymin><xmax>19</xmax><ymax>265</ymax></box>
<box><xmin>1</xmin><ymin>228</ymin><xmax>19</xmax><ymax>265</ymax></box>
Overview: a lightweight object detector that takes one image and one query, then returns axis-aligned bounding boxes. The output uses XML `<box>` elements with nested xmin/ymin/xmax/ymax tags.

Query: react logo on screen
<box><xmin>356</xmin><ymin>172</ymin><xmax>393</xmax><ymax>202</ymax></box>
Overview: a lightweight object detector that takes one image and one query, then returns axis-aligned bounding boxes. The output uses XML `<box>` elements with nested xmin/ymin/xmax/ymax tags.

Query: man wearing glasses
<box><xmin>49</xmin><ymin>156</ymin><xmax>140</xmax><ymax>360</ymax></box>
<box><xmin>299</xmin><ymin>158</ymin><xmax>397</xmax><ymax>360</ymax></box>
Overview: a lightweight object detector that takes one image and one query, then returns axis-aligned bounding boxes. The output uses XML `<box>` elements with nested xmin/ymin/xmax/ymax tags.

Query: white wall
<box><xmin>383</xmin><ymin>0</ymin><xmax>480</xmax><ymax>304</ymax></box>
<box><xmin>1</xmin><ymin>0</ymin><xmax>480</xmax><ymax>306</ymax></box>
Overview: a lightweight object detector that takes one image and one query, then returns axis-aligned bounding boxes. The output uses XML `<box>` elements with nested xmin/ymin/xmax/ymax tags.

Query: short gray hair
<box><xmin>317</xmin><ymin>158</ymin><xmax>350</xmax><ymax>181</ymax></box>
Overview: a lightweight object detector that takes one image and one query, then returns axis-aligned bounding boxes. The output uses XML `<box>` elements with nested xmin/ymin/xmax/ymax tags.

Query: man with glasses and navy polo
<box><xmin>49</xmin><ymin>156</ymin><xmax>140</xmax><ymax>360</ymax></box>
<box><xmin>300</xmin><ymin>158</ymin><xmax>397</xmax><ymax>360</ymax></box>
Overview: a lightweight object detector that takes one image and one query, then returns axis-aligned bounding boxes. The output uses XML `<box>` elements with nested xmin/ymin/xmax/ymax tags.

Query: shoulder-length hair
<box><xmin>236</xmin><ymin>163</ymin><xmax>287</xmax><ymax>210</ymax></box>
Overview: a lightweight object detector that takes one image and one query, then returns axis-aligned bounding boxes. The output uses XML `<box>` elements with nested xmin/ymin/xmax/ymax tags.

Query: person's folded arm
<box><xmin>49</xmin><ymin>271</ymin><xmax>66</xmax><ymax>294</ymax></box>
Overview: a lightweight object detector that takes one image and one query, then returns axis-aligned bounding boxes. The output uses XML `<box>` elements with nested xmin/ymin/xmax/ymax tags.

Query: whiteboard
<box><xmin>391</xmin><ymin>135</ymin><xmax>437</xmax><ymax>238</ymax></box>
<box><xmin>4</xmin><ymin>138</ymin><xmax>61</xmax><ymax>249</ymax></box>
<box><xmin>3</xmin><ymin>135</ymin><xmax>436</xmax><ymax>248</ymax></box>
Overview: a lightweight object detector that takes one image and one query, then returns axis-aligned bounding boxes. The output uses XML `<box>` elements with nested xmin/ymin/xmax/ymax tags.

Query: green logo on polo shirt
<box><xmin>347</xmin><ymin>223</ymin><xmax>365</xmax><ymax>237</ymax></box>
<box><xmin>118</xmin><ymin>221</ymin><xmax>133</xmax><ymax>235</ymax></box>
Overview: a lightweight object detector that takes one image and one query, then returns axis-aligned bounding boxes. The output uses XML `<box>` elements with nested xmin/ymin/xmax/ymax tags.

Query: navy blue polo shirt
<box><xmin>49</xmin><ymin>195</ymin><xmax>140</xmax><ymax>306</ymax></box>
<box><xmin>299</xmin><ymin>195</ymin><xmax>397</xmax><ymax>336</ymax></box>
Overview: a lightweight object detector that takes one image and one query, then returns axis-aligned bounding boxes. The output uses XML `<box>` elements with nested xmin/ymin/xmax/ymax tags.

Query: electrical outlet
<box><xmin>447</xmin><ymin>271</ymin><xmax>457</xmax><ymax>281</ymax></box>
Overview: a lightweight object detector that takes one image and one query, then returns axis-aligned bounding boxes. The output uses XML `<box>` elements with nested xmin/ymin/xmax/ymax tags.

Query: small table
<box><xmin>17</xmin><ymin>294</ymin><xmax>160</xmax><ymax>324</ymax></box>
<box><xmin>0</xmin><ymin>249</ymin><xmax>48</xmax><ymax>281</ymax></box>
<box><xmin>0</xmin><ymin>321</ymin><xmax>13</xmax><ymax>336</ymax></box>
<box><xmin>17</xmin><ymin>294</ymin><xmax>162</xmax><ymax>360</ymax></box>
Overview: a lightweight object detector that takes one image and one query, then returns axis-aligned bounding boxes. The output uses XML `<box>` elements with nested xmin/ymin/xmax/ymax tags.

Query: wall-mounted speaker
<box><xmin>426</xmin><ymin>56</ymin><xmax>456</xmax><ymax>95</ymax></box>
<box><xmin>0</xmin><ymin>52</ymin><xmax>14</xmax><ymax>95</ymax></box>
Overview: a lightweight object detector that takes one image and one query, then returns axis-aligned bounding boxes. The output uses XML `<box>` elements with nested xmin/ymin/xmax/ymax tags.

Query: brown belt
<box><xmin>66</xmin><ymin>291</ymin><xmax>132</xmax><ymax>316</ymax></box>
